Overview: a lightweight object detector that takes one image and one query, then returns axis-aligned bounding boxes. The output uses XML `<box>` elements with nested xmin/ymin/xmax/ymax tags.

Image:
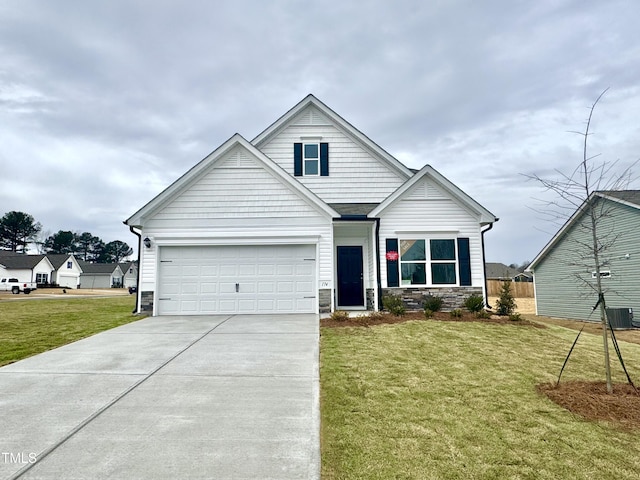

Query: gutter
<box><xmin>374</xmin><ymin>218</ymin><xmax>382</xmax><ymax>311</ymax></box>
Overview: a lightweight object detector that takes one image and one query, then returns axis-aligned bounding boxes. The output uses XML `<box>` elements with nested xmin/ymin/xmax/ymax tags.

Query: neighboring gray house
<box><xmin>485</xmin><ymin>262</ymin><xmax>520</xmax><ymax>281</ymax></box>
<box><xmin>0</xmin><ymin>252</ymin><xmax>55</xmax><ymax>285</ymax></box>
<box><xmin>46</xmin><ymin>254</ymin><xmax>83</xmax><ymax>288</ymax></box>
<box><xmin>79</xmin><ymin>262</ymin><xmax>124</xmax><ymax>289</ymax></box>
<box><xmin>528</xmin><ymin>190</ymin><xmax>640</xmax><ymax>321</ymax></box>
<box><xmin>125</xmin><ymin>94</ymin><xmax>497</xmax><ymax>316</ymax></box>
<box><xmin>119</xmin><ymin>261</ymin><xmax>138</xmax><ymax>289</ymax></box>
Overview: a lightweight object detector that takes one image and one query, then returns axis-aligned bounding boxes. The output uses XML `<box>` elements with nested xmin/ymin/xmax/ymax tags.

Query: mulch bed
<box><xmin>538</xmin><ymin>381</ymin><xmax>640</xmax><ymax>429</ymax></box>
<box><xmin>320</xmin><ymin>310</ymin><xmax>546</xmax><ymax>328</ymax></box>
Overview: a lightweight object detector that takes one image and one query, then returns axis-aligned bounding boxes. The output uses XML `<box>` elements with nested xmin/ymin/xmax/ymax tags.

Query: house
<box><xmin>485</xmin><ymin>262</ymin><xmax>520</xmax><ymax>281</ymax></box>
<box><xmin>125</xmin><ymin>95</ymin><xmax>497</xmax><ymax>316</ymax></box>
<box><xmin>46</xmin><ymin>254</ymin><xmax>83</xmax><ymax>288</ymax></box>
<box><xmin>119</xmin><ymin>261</ymin><xmax>138</xmax><ymax>289</ymax></box>
<box><xmin>0</xmin><ymin>252</ymin><xmax>55</xmax><ymax>285</ymax></box>
<box><xmin>485</xmin><ymin>262</ymin><xmax>532</xmax><ymax>283</ymax></box>
<box><xmin>79</xmin><ymin>262</ymin><xmax>124</xmax><ymax>289</ymax></box>
<box><xmin>527</xmin><ymin>190</ymin><xmax>640</xmax><ymax>321</ymax></box>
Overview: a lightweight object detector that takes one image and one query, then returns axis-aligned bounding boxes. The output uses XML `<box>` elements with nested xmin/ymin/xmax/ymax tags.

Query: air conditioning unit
<box><xmin>605</xmin><ymin>308</ymin><xmax>634</xmax><ymax>330</ymax></box>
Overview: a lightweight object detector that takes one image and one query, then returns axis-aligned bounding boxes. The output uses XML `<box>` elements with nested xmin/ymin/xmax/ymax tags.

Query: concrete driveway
<box><xmin>0</xmin><ymin>314</ymin><xmax>320</xmax><ymax>480</ymax></box>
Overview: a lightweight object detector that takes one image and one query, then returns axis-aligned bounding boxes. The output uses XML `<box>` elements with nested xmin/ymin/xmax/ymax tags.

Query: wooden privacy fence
<box><xmin>487</xmin><ymin>280</ymin><xmax>534</xmax><ymax>298</ymax></box>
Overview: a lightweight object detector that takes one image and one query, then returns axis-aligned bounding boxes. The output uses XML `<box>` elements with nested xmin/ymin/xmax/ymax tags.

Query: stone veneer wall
<box><xmin>140</xmin><ymin>291</ymin><xmax>154</xmax><ymax>313</ymax></box>
<box><xmin>318</xmin><ymin>289</ymin><xmax>332</xmax><ymax>314</ymax></box>
<box><xmin>381</xmin><ymin>287</ymin><xmax>482</xmax><ymax>311</ymax></box>
<box><xmin>366</xmin><ymin>289</ymin><xmax>375</xmax><ymax>310</ymax></box>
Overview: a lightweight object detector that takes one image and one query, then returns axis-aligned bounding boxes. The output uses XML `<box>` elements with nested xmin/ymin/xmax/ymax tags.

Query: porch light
<box><xmin>143</xmin><ymin>237</ymin><xmax>151</xmax><ymax>249</ymax></box>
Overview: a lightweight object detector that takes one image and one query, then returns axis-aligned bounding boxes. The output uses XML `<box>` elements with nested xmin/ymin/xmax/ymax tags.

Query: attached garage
<box><xmin>156</xmin><ymin>244</ymin><xmax>317</xmax><ymax>315</ymax></box>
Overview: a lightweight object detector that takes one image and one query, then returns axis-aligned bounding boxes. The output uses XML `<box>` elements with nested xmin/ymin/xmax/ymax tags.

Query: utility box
<box><xmin>605</xmin><ymin>308</ymin><xmax>634</xmax><ymax>330</ymax></box>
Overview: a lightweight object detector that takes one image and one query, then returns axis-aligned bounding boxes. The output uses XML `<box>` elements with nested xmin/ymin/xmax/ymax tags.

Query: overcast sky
<box><xmin>1</xmin><ymin>0</ymin><xmax>639</xmax><ymax>264</ymax></box>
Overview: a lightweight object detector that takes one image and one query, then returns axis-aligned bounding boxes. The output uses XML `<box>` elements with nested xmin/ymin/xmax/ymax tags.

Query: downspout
<box><xmin>481</xmin><ymin>221</ymin><xmax>496</xmax><ymax>309</ymax></box>
<box><xmin>374</xmin><ymin>218</ymin><xmax>382</xmax><ymax>311</ymax></box>
<box><xmin>127</xmin><ymin>224</ymin><xmax>142</xmax><ymax>314</ymax></box>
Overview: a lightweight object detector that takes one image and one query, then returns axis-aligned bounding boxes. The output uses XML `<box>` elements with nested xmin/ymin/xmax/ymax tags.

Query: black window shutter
<box><xmin>457</xmin><ymin>238</ymin><xmax>472</xmax><ymax>286</ymax></box>
<box><xmin>294</xmin><ymin>143</ymin><xmax>303</xmax><ymax>176</ymax></box>
<box><xmin>320</xmin><ymin>142</ymin><xmax>329</xmax><ymax>176</ymax></box>
<box><xmin>386</xmin><ymin>238</ymin><xmax>399</xmax><ymax>287</ymax></box>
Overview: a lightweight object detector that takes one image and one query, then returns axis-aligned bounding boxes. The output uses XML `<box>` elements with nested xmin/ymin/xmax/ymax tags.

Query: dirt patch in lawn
<box><xmin>538</xmin><ymin>381</ymin><xmax>640</xmax><ymax>429</ymax></box>
<box><xmin>320</xmin><ymin>310</ymin><xmax>545</xmax><ymax>328</ymax></box>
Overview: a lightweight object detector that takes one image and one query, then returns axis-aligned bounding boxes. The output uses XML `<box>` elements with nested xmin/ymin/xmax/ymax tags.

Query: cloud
<box><xmin>0</xmin><ymin>0</ymin><xmax>639</xmax><ymax>263</ymax></box>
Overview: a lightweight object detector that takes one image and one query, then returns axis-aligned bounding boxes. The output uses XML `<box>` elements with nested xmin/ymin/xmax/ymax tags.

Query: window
<box><xmin>400</xmin><ymin>240</ymin><xmax>426</xmax><ymax>285</ymax></box>
<box><xmin>398</xmin><ymin>238</ymin><xmax>458</xmax><ymax>286</ymax></box>
<box><xmin>294</xmin><ymin>142</ymin><xmax>329</xmax><ymax>176</ymax></box>
<box><xmin>592</xmin><ymin>270</ymin><xmax>611</xmax><ymax>279</ymax></box>
<box><xmin>36</xmin><ymin>273</ymin><xmax>48</xmax><ymax>284</ymax></box>
<box><xmin>303</xmin><ymin>143</ymin><xmax>319</xmax><ymax>175</ymax></box>
<box><xmin>67</xmin><ymin>261</ymin><xmax>73</xmax><ymax>269</ymax></box>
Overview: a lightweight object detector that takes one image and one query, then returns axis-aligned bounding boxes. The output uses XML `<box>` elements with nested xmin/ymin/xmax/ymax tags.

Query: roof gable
<box><xmin>369</xmin><ymin>164</ymin><xmax>497</xmax><ymax>224</ymax></box>
<box><xmin>528</xmin><ymin>190</ymin><xmax>640</xmax><ymax>270</ymax></box>
<box><xmin>252</xmin><ymin>94</ymin><xmax>414</xmax><ymax>180</ymax></box>
<box><xmin>126</xmin><ymin>134</ymin><xmax>338</xmax><ymax>226</ymax></box>
<box><xmin>79</xmin><ymin>262</ymin><xmax>123</xmax><ymax>275</ymax></box>
<box><xmin>0</xmin><ymin>252</ymin><xmax>54</xmax><ymax>270</ymax></box>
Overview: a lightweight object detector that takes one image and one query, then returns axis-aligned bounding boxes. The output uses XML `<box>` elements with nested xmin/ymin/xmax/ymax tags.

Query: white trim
<box><xmin>151</xmin><ymin>235</ymin><xmax>321</xmax><ymax>246</ymax></box>
<box><xmin>251</xmin><ymin>94</ymin><xmax>414</xmax><ymax>179</ymax></box>
<box><xmin>370</xmin><ymin>164</ymin><xmax>497</xmax><ymax>224</ymax></box>
<box><xmin>125</xmin><ymin>133</ymin><xmax>339</xmax><ymax>226</ymax></box>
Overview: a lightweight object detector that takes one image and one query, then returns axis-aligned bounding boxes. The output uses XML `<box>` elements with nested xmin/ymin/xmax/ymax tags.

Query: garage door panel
<box><xmin>158</xmin><ymin>245</ymin><xmax>316</xmax><ymax>315</ymax></box>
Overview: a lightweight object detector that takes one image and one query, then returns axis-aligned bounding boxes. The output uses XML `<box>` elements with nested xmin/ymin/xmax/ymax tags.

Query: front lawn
<box><xmin>0</xmin><ymin>296</ymin><xmax>141</xmax><ymax>366</ymax></box>
<box><xmin>321</xmin><ymin>319</ymin><xmax>640</xmax><ymax>479</ymax></box>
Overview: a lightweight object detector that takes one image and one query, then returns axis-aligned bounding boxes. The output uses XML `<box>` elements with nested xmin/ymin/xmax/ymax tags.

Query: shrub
<box><xmin>509</xmin><ymin>313</ymin><xmax>522</xmax><ymax>322</ymax></box>
<box><xmin>475</xmin><ymin>310</ymin><xmax>491</xmax><ymax>319</ymax></box>
<box><xmin>424</xmin><ymin>308</ymin><xmax>434</xmax><ymax>319</ymax></box>
<box><xmin>330</xmin><ymin>310</ymin><xmax>350</xmax><ymax>322</ymax></box>
<box><xmin>495</xmin><ymin>281</ymin><xmax>517</xmax><ymax>316</ymax></box>
<box><xmin>367</xmin><ymin>311</ymin><xmax>385</xmax><ymax>321</ymax></box>
<box><xmin>450</xmin><ymin>309</ymin><xmax>463</xmax><ymax>318</ymax></box>
<box><xmin>423</xmin><ymin>295</ymin><xmax>444</xmax><ymax>312</ymax></box>
<box><xmin>464</xmin><ymin>294</ymin><xmax>485</xmax><ymax>313</ymax></box>
<box><xmin>382</xmin><ymin>295</ymin><xmax>406</xmax><ymax>316</ymax></box>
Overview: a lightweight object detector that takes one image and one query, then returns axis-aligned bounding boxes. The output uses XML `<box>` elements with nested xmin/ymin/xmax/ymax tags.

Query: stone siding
<box><xmin>319</xmin><ymin>288</ymin><xmax>332</xmax><ymax>314</ymax></box>
<box><xmin>366</xmin><ymin>288</ymin><xmax>375</xmax><ymax>310</ymax></box>
<box><xmin>140</xmin><ymin>291</ymin><xmax>154</xmax><ymax>313</ymax></box>
<box><xmin>381</xmin><ymin>287</ymin><xmax>482</xmax><ymax>311</ymax></box>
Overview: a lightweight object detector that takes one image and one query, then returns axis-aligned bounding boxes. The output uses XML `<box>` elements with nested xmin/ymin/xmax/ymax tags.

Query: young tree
<box><xmin>526</xmin><ymin>89</ymin><xmax>637</xmax><ymax>393</ymax></box>
<box><xmin>0</xmin><ymin>211</ymin><xmax>42</xmax><ymax>253</ymax></box>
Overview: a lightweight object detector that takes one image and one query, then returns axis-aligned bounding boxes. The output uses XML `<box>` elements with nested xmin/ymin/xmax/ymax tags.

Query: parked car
<box><xmin>128</xmin><ymin>286</ymin><xmax>137</xmax><ymax>294</ymax></box>
<box><xmin>0</xmin><ymin>278</ymin><xmax>37</xmax><ymax>294</ymax></box>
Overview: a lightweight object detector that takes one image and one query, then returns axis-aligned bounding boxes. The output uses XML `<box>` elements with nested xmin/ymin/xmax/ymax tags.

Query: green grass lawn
<box><xmin>321</xmin><ymin>320</ymin><xmax>640</xmax><ymax>479</ymax></box>
<box><xmin>0</xmin><ymin>296</ymin><xmax>142</xmax><ymax>366</ymax></box>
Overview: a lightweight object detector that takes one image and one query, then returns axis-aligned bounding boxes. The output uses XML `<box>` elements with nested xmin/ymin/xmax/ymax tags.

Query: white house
<box><xmin>125</xmin><ymin>95</ymin><xmax>497</xmax><ymax>316</ymax></box>
<box><xmin>46</xmin><ymin>254</ymin><xmax>83</xmax><ymax>288</ymax></box>
<box><xmin>119</xmin><ymin>261</ymin><xmax>138</xmax><ymax>289</ymax></box>
<box><xmin>0</xmin><ymin>252</ymin><xmax>55</xmax><ymax>285</ymax></box>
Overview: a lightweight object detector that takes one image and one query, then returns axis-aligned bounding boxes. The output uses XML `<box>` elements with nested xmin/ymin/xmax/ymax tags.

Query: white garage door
<box><xmin>157</xmin><ymin>245</ymin><xmax>316</xmax><ymax>315</ymax></box>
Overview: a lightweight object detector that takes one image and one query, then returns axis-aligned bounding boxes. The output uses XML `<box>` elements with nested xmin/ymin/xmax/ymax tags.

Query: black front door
<box><xmin>337</xmin><ymin>246</ymin><xmax>364</xmax><ymax>307</ymax></box>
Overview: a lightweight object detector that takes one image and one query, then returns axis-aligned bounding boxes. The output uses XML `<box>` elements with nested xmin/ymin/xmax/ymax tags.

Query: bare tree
<box><xmin>526</xmin><ymin>89</ymin><xmax>638</xmax><ymax>393</ymax></box>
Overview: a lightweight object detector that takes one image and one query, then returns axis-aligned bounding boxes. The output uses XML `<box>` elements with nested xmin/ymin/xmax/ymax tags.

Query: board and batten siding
<box><xmin>377</xmin><ymin>178</ymin><xmax>486</xmax><ymax>288</ymax></box>
<box><xmin>533</xmin><ymin>198</ymin><xmax>640</xmax><ymax>321</ymax></box>
<box><xmin>257</xmin><ymin>106</ymin><xmax>407</xmax><ymax>203</ymax></box>
<box><xmin>138</xmin><ymin>145</ymin><xmax>333</xmax><ymax>293</ymax></box>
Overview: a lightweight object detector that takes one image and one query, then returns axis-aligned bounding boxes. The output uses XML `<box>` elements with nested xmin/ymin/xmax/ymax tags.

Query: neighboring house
<box><xmin>485</xmin><ymin>262</ymin><xmax>520</xmax><ymax>281</ymax></box>
<box><xmin>125</xmin><ymin>95</ymin><xmax>497</xmax><ymax>316</ymax></box>
<box><xmin>0</xmin><ymin>252</ymin><xmax>55</xmax><ymax>285</ymax></box>
<box><xmin>79</xmin><ymin>262</ymin><xmax>124</xmax><ymax>289</ymax></box>
<box><xmin>46</xmin><ymin>254</ymin><xmax>83</xmax><ymax>288</ymax></box>
<box><xmin>119</xmin><ymin>261</ymin><xmax>138</xmax><ymax>289</ymax></box>
<box><xmin>527</xmin><ymin>190</ymin><xmax>640</xmax><ymax>321</ymax></box>
<box><xmin>485</xmin><ymin>262</ymin><xmax>532</xmax><ymax>283</ymax></box>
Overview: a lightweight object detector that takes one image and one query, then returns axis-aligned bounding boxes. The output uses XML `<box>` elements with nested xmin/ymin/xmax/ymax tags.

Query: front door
<box><xmin>337</xmin><ymin>246</ymin><xmax>364</xmax><ymax>307</ymax></box>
